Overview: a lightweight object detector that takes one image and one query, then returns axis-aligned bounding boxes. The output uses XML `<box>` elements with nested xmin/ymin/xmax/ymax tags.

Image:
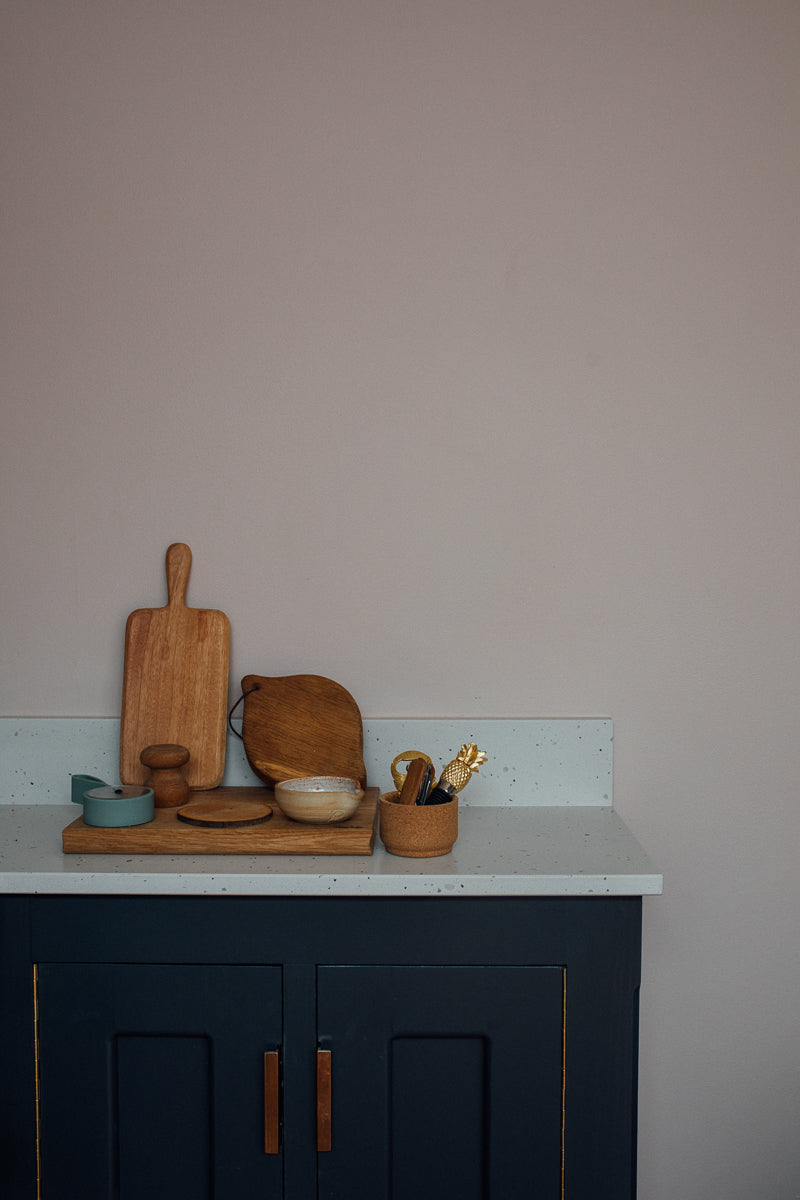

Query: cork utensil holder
<box><xmin>379</xmin><ymin>791</ymin><xmax>458</xmax><ymax>858</ymax></box>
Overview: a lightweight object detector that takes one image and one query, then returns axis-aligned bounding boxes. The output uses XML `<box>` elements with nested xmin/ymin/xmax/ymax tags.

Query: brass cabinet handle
<box><xmin>316</xmin><ymin>1049</ymin><xmax>332</xmax><ymax>1152</ymax></box>
<box><xmin>263</xmin><ymin>1051</ymin><xmax>280</xmax><ymax>1154</ymax></box>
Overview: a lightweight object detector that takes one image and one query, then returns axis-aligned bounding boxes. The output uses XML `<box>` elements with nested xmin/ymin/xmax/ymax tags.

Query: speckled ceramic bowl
<box><xmin>274</xmin><ymin>776</ymin><xmax>364</xmax><ymax>824</ymax></box>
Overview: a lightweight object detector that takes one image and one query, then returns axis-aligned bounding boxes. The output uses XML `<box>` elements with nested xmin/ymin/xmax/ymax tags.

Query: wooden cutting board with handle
<box><xmin>240</xmin><ymin>673</ymin><xmax>366</xmax><ymax>788</ymax></box>
<box><xmin>120</xmin><ymin>544</ymin><xmax>230</xmax><ymax>790</ymax></box>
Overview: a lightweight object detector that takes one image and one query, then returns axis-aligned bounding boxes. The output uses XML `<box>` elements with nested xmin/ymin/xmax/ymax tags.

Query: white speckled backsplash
<box><xmin>0</xmin><ymin>717</ymin><xmax>612</xmax><ymax>807</ymax></box>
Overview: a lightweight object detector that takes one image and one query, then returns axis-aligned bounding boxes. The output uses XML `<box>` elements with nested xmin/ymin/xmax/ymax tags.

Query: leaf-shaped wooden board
<box><xmin>240</xmin><ymin>674</ymin><xmax>366</xmax><ymax>788</ymax></box>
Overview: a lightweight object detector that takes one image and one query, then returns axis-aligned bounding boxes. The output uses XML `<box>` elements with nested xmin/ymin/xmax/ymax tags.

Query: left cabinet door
<box><xmin>37</xmin><ymin>964</ymin><xmax>283</xmax><ymax>1200</ymax></box>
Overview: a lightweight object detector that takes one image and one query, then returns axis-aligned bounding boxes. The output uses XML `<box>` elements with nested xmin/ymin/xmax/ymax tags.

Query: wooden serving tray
<box><xmin>63</xmin><ymin>787</ymin><xmax>379</xmax><ymax>856</ymax></box>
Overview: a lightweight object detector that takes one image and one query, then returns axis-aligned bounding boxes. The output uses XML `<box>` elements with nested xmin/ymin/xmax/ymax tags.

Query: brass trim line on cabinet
<box><xmin>33</xmin><ymin>964</ymin><xmax>42</xmax><ymax>1200</ymax></box>
<box><xmin>562</xmin><ymin>967</ymin><xmax>567</xmax><ymax>1200</ymax></box>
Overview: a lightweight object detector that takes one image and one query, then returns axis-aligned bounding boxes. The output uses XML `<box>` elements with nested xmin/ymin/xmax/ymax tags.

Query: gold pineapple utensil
<box><xmin>426</xmin><ymin>743</ymin><xmax>488</xmax><ymax>804</ymax></box>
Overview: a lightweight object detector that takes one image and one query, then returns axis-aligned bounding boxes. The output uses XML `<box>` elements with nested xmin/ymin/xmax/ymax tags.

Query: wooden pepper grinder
<box><xmin>140</xmin><ymin>744</ymin><xmax>191</xmax><ymax>808</ymax></box>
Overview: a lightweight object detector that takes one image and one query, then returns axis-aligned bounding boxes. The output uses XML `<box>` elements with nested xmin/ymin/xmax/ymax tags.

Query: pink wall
<box><xmin>3</xmin><ymin>3</ymin><xmax>799</xmax><ymax>1193</ymax></box>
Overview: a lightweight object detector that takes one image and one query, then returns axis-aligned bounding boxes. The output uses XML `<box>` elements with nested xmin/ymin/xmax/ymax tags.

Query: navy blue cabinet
<box><xmin>317</xmin><ymin>965</ymin><xmax>565</xmax><ymax>1199</ymax></box>
<box><xmin>0</xmin><ymin>895</ymin><xmax>642</xmax><ymax>1199</ymax></box>
<box><xmin>37</xmin><ymin>963</ymin><xmax>283</xmax><ymax>1198</ymax></box>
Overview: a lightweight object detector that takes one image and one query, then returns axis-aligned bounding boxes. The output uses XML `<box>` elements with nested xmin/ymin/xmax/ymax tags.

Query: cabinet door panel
<box><xmin>391</xmin><ymin>1035</ymin><xmax>487</xmax><ymax>1200</ymax></box>
<box><xmin>116</xmin><ymin>1034</ymin><xmax>212</xmax><ymax>1197</ymax></box>
<box><xmin>317</xmin><ymin>965</ymin><xmax>564</xmax><ymax>1200</ymax></box>
<box><xmin>37</xmin><ymin>964</ymin><xmax>282</xmax><ymax>1200</ymax></box>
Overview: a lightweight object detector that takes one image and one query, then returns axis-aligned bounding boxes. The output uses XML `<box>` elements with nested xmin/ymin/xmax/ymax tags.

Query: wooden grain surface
<box><xmin>396</xmin><ymin>757</ymin><xmax>428</xmax><ymax>805</ymax></box>
<box><xmin>62</xmin><ymin>787</ymin><xmax>379</xmax><ymax>855</ymax></box>
<box><xmin>316</xmin><ymin>1050</ymin><xmax>332</xmax><ymax>1152</ymax></box>
<box><xmin>263</xmin><ymin>1052</ymin><xmax>281</xmax><ymax>1155</ymax></box>
<box><xmin>175</xmin><ymin>796</ymin><xmax>273</xmax><ymax>827</ymax></box>
<box><xmin>119</xmin><ymin>544</ymin><xmax>230</xmax><ymax>790</ymax></box>
<box><xmin>240</xmin><ymin>673</ymin><xmax>366</xmax><ymax>787</ymax></box>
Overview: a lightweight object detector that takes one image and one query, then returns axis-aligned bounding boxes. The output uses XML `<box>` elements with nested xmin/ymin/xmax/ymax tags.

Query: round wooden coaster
<box><xmin>176</xmin><ymin>798</ymin><xmax>273</xmax><ymax>828</ymax></box>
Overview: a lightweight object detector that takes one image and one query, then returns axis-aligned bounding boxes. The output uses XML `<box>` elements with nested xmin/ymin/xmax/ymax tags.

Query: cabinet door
<box><xmin>317</xmin><ymin>965</ymin><xmax>564</xmax><ymax>1200</ymax></box>
<box><xmin>37</xmin><ymin>964</ymin><xmax>282</xmax><ymax>1200</ymax></box>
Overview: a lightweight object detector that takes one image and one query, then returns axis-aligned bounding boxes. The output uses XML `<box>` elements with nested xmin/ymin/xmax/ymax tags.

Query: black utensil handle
<box><xmin>418</xmin><ymin>780</ymin><xmax>456</xmax><ymax>806</ymax></box>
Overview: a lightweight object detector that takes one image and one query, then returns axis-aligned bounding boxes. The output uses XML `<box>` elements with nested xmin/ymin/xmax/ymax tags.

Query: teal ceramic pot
<box><xmin>76</xmin><ymin>784</ymin><xmax>155</xmax><ymax>828</ymax></box>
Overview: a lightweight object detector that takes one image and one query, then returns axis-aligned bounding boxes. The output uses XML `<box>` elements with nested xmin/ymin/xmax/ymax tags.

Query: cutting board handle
<box><xmin>165</xmin><ymin>543</ymin><xmax>191</xmax><ymax>608</ymax></box>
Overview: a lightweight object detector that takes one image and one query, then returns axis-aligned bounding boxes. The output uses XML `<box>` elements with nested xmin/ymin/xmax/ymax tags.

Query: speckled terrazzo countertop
<box><xmin>0</xmin><ymin>804</ymin><xmax>661</xmax><ymax>896</ymax></box>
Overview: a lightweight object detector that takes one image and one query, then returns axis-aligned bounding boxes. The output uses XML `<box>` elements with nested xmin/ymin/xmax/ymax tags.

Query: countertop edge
<box><xmin>0</xmin><ymin>873</ymin><xmax>664</xmax><ymax>897</ymax></box>
<box><xmin>0</xmin><ymin>804</ymin><xmax>663</xmax><ymax>898</ymax></box>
